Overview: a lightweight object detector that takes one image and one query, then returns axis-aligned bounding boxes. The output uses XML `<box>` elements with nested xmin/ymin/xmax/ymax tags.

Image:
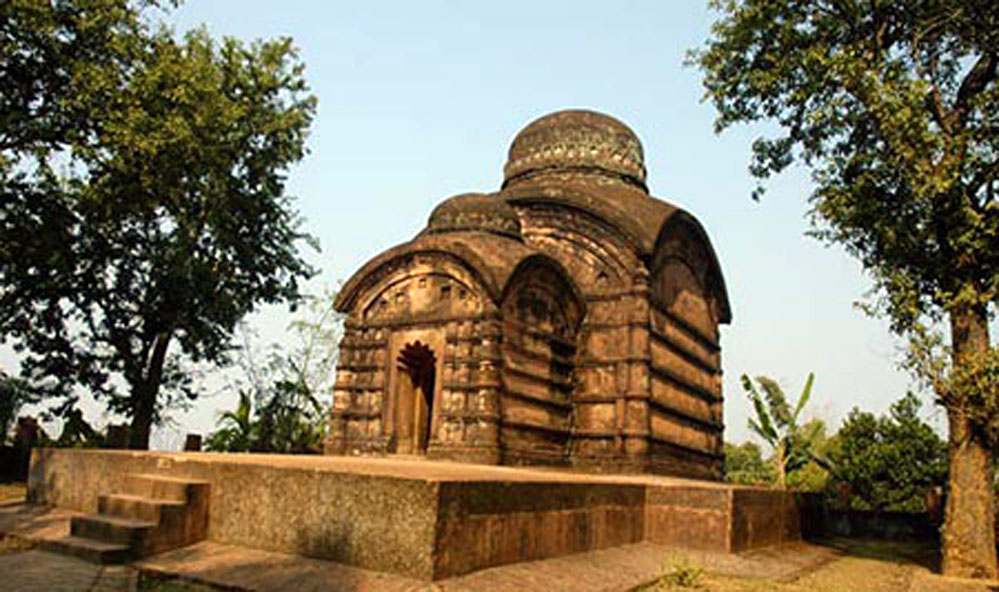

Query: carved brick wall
<box><xmin>499</xmin><ymin>260</ymin><xmax>582</xmax><ymax>465</ymax></box>
<box><xmin>326</xmin><ymin>253</ymin><xmax>503</xmax><ymax>462</ymax></box>
<box><xmin>647</xmin><ymin>221</ymin><xmax>725</xmax><ymax>479</ymax></box>
<box><xmin>327</xmin><ymin>113</ymin><xmax>730</xmax><ymax>480</ymax></box>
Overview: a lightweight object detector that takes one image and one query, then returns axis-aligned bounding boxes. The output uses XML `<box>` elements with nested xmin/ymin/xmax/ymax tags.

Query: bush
<box><xmin>829</xmin><ymin>392</ymin><xmax>946</xmax><ymax>512</ymax></box>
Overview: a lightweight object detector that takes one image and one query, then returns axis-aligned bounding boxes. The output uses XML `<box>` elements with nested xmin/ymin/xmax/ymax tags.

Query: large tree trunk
<box><xmin>942</xmin><ymin>304</ymin><xmax>997</xmax><ymax>579</ymax></box>
<box><xmin>128</xmin><ymin>385</ymin><xmax>156</xmax><ymax>450</ymax></box>
<box><xmin>127</xmin><ymin>332</ymin><xmax>172</xmax><ymax>450</ymax></box>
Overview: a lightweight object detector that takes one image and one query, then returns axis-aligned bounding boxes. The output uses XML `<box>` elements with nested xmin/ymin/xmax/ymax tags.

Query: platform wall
<box><xmin>28</xmin><ymin>449</ymin><xmax>439</xmax><ymax>579</ymax></box>
<box><xmin>28</xmin><ymin>449</ymin><xmax>802</xmax><ymax>580</ymax></box>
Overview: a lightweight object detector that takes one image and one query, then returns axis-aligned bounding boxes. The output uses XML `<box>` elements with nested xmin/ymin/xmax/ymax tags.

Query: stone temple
<box><xmin>25</xmin><ymin>112</ymin><xmax>806</xmax><ymax>581</ymax></box>
<box><xmin>327</xmin><ymin>109</ymin><xmax>731</xmax><ymax>479</ymax></box>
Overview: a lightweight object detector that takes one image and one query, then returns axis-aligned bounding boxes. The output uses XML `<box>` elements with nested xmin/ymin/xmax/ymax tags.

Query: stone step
<box><xmin>41</xmin><ymin>535</ymin><xmax>132</xmax><ymax>564</ymax></box>
<box><xmin>98</xmin><ymin>493</ymin><xmax>185</xmax><ymax>523</ymax></box>
<box><xmin>124</xmin><ymin>473</ymin><xmax>208</xmax><ymax>503</ymax></box>
<box><xmin>70</xmin><ymin>514</ymin><xmax>156</xmax><ymax>546</ymax></box>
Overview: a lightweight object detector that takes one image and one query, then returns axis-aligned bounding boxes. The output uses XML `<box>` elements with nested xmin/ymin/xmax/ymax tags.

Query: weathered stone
<box><xmin>27</xmin><ymin>449</ymin><xmax>804</xmax><ymax>580</ymax></box>
<box><xmin>330</xmin><ymin>110</ymin><xmax>731</xmax><ymax>479</ymax></box>
<box><xmin>182</xmin><ymin>434</ymin><xmax>201</xmax><ymax>452</ymax></box>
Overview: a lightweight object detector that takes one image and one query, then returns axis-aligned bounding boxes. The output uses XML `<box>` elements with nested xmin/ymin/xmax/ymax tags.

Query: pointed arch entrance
<box><xmin>393</xmin><ymin>340</ymin><xmax>437</xmax><ymax>454</ymax></box>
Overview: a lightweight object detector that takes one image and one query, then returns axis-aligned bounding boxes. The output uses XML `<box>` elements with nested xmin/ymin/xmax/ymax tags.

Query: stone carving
<box><xmin>328</xmin><ymin>110</ymin><xmax>731</xmax><ymax>479</ymax></box>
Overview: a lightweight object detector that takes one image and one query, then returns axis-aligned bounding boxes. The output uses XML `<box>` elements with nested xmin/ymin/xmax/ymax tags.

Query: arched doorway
<box><xmin>394</xmin><ymin>341</ymin><xmax>437</xmax><ymax>454</ymax></box>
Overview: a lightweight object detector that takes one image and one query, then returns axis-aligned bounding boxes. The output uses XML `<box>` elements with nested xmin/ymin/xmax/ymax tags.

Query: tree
<box><xmin>0</xmin><ymin>371</ymin><xmax>36</xmax><ymax>446</ymax></box>
<box><xmin>1</xmin><ymin>0</ymin><xmax>157</xmax><ymax>159</ymax></box>
<box><xmin>832</xmin><ymin>392</ymin><xmax>948</xmax><ymax>512</ymax></box>
<box><xmin>786</xmin><ymin>418</ymin><xmax>836</xmax><ymax>493</ymax></box>
<box><xmin>693</xmin><ymin>0</ymin><xmax>999</xmax><ymax>577</ymax></box>
<box><xmin>724</xmin><ymin>441</ymin><xmax>773</xmax><ymax>485</ymax></box>
<box><xmin>0</xmin><ymin>2</ymin><xmax>318</xmax><ymax>449</ymax></box>
<box><xmin>741</xmin><ymin>373</ymin><xmax>817</xmax><ymax>489</ymax></box>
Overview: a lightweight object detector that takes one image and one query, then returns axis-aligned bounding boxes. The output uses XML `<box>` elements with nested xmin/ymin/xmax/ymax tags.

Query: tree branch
<box><xmin>953</xmin><ymin>52</ymin><xmax>997</xmax><ymax>129</ymax></box>
<box><xmin>969</xmin><ymin>160</ymin><xmax>999</xmax><ymax>204</ymax></box>
<box><xmin>926</xmin><ymin>85</ymin><xmax>952</xmax><ymax>135</ymax></box>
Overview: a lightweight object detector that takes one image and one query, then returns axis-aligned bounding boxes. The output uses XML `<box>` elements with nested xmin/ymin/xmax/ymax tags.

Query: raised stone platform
<box><xmin>28</xmin><ymin>449</ymin><xmax>802</xmax><ymax>580</ymax></box>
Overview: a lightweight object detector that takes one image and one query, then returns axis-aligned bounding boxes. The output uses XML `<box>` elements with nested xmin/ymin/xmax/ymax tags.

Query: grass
<box><xmin>636</xmin><ymin>539</ymin><xmax>937</xmax><ymax>592</ymax></box>
<box><xmin>655</xmin><ymin>555</ymin><xmax>706</xmax><ymax>589</ymax></box>
<box><xmin>138</xmin><ymin>573</ymin><xmax>224</xmax><ymax>592</ymax></box>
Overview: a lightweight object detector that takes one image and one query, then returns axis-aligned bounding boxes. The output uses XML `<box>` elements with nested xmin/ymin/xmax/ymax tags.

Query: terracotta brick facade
<box><xmin>327</xmin><ymin>110</ymin><xmax>731</xmax><ymax>479</ymax></box>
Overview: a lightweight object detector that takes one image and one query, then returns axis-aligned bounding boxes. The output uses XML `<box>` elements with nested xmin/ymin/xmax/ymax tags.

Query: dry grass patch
<box><xmin>636</xmin><ymin>539</ymin><xmax>935</xmax><ymax>592</ymax></box>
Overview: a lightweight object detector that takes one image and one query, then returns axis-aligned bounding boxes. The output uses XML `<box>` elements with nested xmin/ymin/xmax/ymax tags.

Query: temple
<box><xmin>326</xmin><ymin>110</ymin><xmax>731</xmax><ymax>479</ymax></box>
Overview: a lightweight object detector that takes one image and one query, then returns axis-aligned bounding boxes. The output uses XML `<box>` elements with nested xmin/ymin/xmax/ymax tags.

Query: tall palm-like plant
<box><xmin>206</xmin><ymin>390</ymin><xmax>255</xmax><ymax>452</ymax></box>
<box><xmin>741</xmin><ymin>373</ymin><xmax>816</xmax><ymax>489</ymax></box>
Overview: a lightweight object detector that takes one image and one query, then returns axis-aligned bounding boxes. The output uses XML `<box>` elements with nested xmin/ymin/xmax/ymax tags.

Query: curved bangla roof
<box><xmin>336</xmin><ymin>109</ymin><xmax>731</xmax><ymax>323</ymax></box>
<box><xmin>498</xmin><ymin>110</ymin><xmax>730</xmax><ymax>322</ymax></box>
<box><xmin>334</xmin><ymin>231</ymin><xmax>536</xmax><ymax>312</ymax></box>
<box><xmin>425</xmin><ymin>193</ymin><xmax>522</xmax><ymax>240</ymax></box>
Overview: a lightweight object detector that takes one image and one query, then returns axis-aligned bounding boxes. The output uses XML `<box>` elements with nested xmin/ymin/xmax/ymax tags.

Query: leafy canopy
<box><xmin>724</xmin><ymin>441</ymin><xmax>774</xmax><ymax>485</ymax></box>
<box><xmin>694</xmin><ymin>7</ymin><xmax>998</xmax><ymax>572</ymax></box>
<box><xmin>831</xmin><ymin>392</ymin><xmax>947</xmax><ymax>512</ymax></box>
<box><xmin>692</xmin><ymin>0</ymin><xmax>999</xmax><ymax>327</ymax></box>
<box><xmin>0</xmin><ymin>1</ymin><xmax>317</xmax><ymax>447</ymax></box>
<box><xmin>1</xmin><ymin>0</ymin><xmax>170</xmax><ymax>159</ymax></box>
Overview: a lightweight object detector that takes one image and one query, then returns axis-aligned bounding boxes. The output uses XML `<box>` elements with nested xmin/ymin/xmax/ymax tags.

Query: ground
<box><xmin>0</xmin><ymin>482</ymin><xmax>26</xmax><ymax>504</ymax></box>
<box><xmin>0</xmin><ymin>481</ymin><xmax>29</xmax><ymax>557</ymax></box>
<box><xmin>0</xmin><ymin>536</ymin><xmax>988</xmax><ymax>592</ymax></box>
<box><xmin>641</xmin><ymin>540</ymin><xmax>935</xmax><ymax>592</ymax></box>
<box><xmin>138</xmin><ymin>574</ymin><xmax>219</xmax><ymax>592</ymax></box>
<box><xmin>0</xmin><ymin>484</ymin><xmax>985</xmax><ymax>592</ymax></box>
<box><xmin>639</xmin><ymin>540</ymin><xmax>989</xmax><ymax>592</ymax></box>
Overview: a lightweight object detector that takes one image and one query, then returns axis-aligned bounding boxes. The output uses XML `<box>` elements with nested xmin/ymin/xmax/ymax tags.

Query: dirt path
<box><xmin>641</xmin><ymin>539</ymin><xmax>996</xmax><ymax>592</ymax></box>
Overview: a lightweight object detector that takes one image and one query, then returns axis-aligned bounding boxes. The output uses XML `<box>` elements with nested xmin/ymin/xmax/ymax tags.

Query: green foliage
<box><xmin>0</xmin><ymin>1</ymin><xmax>317</xmax><ymax>449</ymax></box>
<box><xmin>658</xmin><ymin>555</ymin><xmax>704</xmax><ymax>589</ymax></box>
<box><xmin>694</xmin><ymin>3</ymin><xmax>998</xmax><ymax>570</ymax></box>
<box><xmin>831</xmin><ymin>392</ymin><xmax>947</xmax><ymax>512</ymax></box>
<box><xmin>726</xmin><ymin>419</ymin><xmax>834</xmax><ymax>491</ymax></box>
<box><xmin>906</xmin><ymin>324</ymin><xmax>999</xmax><ymax>444</ymax></box>
<box><xmin>692</xmin><ymin>1</ymin><xmax>999</xmax><ymax>319</ymax></box>
<box><xmin>1</xmin><ymin>0</ymin><xmax>164</xmax><ymax>159</ymax></box>
<box><xmin>0</xmin><ymin>371</ymin><xmax>36</xmax><ymax>445</ymax></box>
<box><xmin>206</xmin><ymin>374</ymin><xmax>327</xmax><ymax>455</ymax></box>
<box><xmin>724</xmin><ymin>441</ymin><xmax>773</xmax><ymax>485</ymax></box>
<box><xmin>206</xmin><ymin>291</ymin><xmax>341</xmax><ymax>454</ymax></box>
<box><xmin>786</xmin><ymin>419</ymin><xmax>837</xmax><ymax>493</ymax></box>
<box><xmin>742</xmin><ymin>373</ymin><xmax>819</xmax><ymax>489</ymax></box>
<box><xmin>693</xmin><ymin>0</ymin><xmax>999</xmax><ymax>424</ymax></box>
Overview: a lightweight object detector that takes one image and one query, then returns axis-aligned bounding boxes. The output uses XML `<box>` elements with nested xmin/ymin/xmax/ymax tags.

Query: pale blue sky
<box><xmin>6</xmin><ymin>1</ymin><xmax>949</xmax><ymax>447</ymax></box>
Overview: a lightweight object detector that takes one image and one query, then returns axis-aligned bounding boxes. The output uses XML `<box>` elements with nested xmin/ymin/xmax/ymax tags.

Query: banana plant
<box><xmin>741</xmin><ymin>372</ymin><xmax>816</xmax><ymax>489</ymax></box>
<box><xmin>206</xmin><ymin>390</ymin><xmax>255</xmax><ymax>452</ymax></box>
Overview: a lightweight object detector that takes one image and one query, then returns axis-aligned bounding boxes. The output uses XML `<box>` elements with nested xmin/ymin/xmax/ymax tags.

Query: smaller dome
<box><xmin>503</xmin><ymin>110</ymin><xmax>647</xmax><ymax>190</ymax></box>
<box><xmin>426</xmin><ymin>193</ymin><xmax>522</xmax><ymax>240</ymax></box>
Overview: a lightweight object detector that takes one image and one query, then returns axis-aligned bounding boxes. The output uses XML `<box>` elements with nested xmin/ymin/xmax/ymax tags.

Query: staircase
<box><xmin>43</xmin><ymin>473</ymin><xmax>210</xmax><ymax>564</ymax></box>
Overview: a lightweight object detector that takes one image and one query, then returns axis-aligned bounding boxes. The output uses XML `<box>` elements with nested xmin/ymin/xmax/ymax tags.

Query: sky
<box><xmin>5</xmin><ymin>0</ymin><xmax>949</xmax><ymax>448</ymax></box>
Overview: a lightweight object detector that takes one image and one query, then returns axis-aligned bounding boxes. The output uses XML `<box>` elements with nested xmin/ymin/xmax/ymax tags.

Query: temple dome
<box><xmin>426</xmin><ymin>193</ymin><xmax>522</xmax><ymax>240</ymax></box>
<box><xmin>502</xmin><ymin>110</ymin><xmax>647</xmax><ymax>191</ymax></box>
